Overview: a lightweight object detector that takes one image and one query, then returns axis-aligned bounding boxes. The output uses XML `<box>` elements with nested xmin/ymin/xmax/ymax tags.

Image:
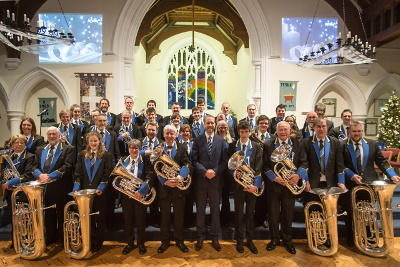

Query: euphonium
<box><xmin>228</xmin><ymin>150</ymin><xmax>264</xmax><ymax>196</ymax></box>
<box><xmin>270</xmin><ymin>143</ymin><xmax>305</xmax><ymax>195</ymax></box>
<box><xmin>304</xmin><ymin>187</ymin><xmax>348</xmax><ymax>256</ymax></box>
<box><xmin>12</xmin><ymin>181</ymin><xmax>56</xmax><ymax>260</ymax></box>
<box><xmin>351</xmin><ymin>180</ymin><xmax>400</xmax><ymax>257</ymax></box>
<box><xmin>64</xmin><ymin>189</ymin><xmax>99</xmax><ymax>259</ymax></box>
<box><xmin>151</xmin><ymin>143</ymin><xmax>191</xmax><ymax>190</ymax></box>
<box><xmin>111</xmin><ymin>160</ymin><xmax>156</xmax><ymax>205</ymax></box>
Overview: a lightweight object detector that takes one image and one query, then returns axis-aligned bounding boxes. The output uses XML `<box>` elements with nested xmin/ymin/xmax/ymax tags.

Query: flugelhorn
<box><xmin>111</xmin><ymin>159</ymin><xmax>156</xmax><ymax>205</ymax></box>
<box><xmin>64</xmin><ymin>189</ymin><xmax>99</xmax><ymax>259</ymax></box>
<box><xmin>12</xmin><ymin>181</ymin><xmax>56</xmax><ymax>260</ymax></box>
<box><xmin>151</xmin><ymin>143</ymin><xmax>191</xmax><ymax>190</ymax></box>
<box><xmin>228</xmin><ymin>150</ymin><xmax>264</xmax><ymax>196</ymax></box>
<box><xmin>351</xmin><ymin>180</ymin><xmax>400</xmax><ymax>257</ymax></box>
<box><xmin>304</xmin><ymin>187</ymin><xmax>348</xmax><ymax>256</ymax></box>
<box><xmin>271</xmin><ymin>143</ymin><xmax>305</xmax><ymax>195</ymax></box>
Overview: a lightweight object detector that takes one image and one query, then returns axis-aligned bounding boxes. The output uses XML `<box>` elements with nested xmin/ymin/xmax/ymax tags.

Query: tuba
<box><xmin>111</xmin><ymin>160</ymin><xmax>156</xmax><ymax>205</ymax></box>
<box><xmin>271</xmin><ymin>143</ymin><xmax>306</xmax><ymax>195</ymax></box>
<box><xmin>304</xmin><ymin>187</ymin><xmax>348</xmax><ymax>256</ymax></box>
<box><xmin>64</xmin><ymin>189</ymin><xmax>99</xmax><ymax>259</ymax></box>
<box><xmin>151</xmin><ymin>143</ymin><xmax>191</xmax><ymax>190</ymax></box>
<box><xmin>351</xmin><ymin>180</ymin><xmax>400</xmax><ymax>257</ymax></box>
<box><xmin>12</xmin><ymin>181</ymin><xmax>56</xmax><ymax>260</ymax></box>
<box><xmin>228</xmin><ymin>150</ymin><xmax>264</xmax><ymax>196</ymax></box>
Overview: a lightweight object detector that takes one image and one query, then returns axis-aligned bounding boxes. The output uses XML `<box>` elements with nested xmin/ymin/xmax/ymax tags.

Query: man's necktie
<box><xmin>90</xmin><ymin>152</ymin><xmax>96</xmax><ymax>174</ymax></box>
<box><xmin>43</xmin><ymin>146</ymin><xmax>55</xmax><ymax>173</ymax></box>
<box><xmin>11</xmin><ymin>154</ymin><xmax>18</xmax><ymax>161</ymax></box>
<box><xmin>148</xmin><ymin>140</ymin><xmax>153</xmax><ymax>149</ymax></box>
<box><xmin>250</xmin><ymin>119</ymin><xmax>253</xmax><ymax>130</ymax></box>
<box><xmin>319</xmin><ymin>140</ymin><xmax>325</xmax><ymax>175</ymax></box>
<box><xmin>63</xmin><ymin>125</ymin><xmax>68</xmax><ymax>132</ymax></box>
<box><xmin>207</xmin><ymin>136</ymin><xmax>212</xmax><ymax>154</ymax></box>
<box><xmin>100</xmin><ymin>132</ymin><xmax>104</xmax><ymax>137</ymax></box>
<box><xmin>355</xmin><ymin>142</ymin><xmax>362</xmax><ymax>174</ymax></box>
<box><xmin>130</xmin><ymin>159</ymin><xmax>136</xmax><ymax>172</ymax></box>
<box><xmin>242</xmin><ymin>144</ymin><xmax>247</xmax><ymax>152</ymax></box>
<box><xmin>167</xmin><ymin>146</ymin><xmax>173</xmax><ymax>157</ymax></box>
<box><xmin>196</xmin><ymin>122</ymin><xmax>201</xmax><ymax>135</ymax></box>
<box><xmin>125</xmin><ymin>126</ymin><xmax>129</xmax><ymax>132</ymax></box>
<box><xmin>261</xmin><ymin>134</ymin><xmax>265</xmax><ymax>141</ymax></box>
<box><xmin>346</xmin><ymin>126</ymin><xmax>350</xmax><ymax>137</ymax></box>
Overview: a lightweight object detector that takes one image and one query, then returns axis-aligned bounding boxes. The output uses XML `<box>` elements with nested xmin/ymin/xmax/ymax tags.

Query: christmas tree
<box><xmin>378</xmin><ymin>94</ymin><xmax>400</xmax><ymax>148</ymax></box>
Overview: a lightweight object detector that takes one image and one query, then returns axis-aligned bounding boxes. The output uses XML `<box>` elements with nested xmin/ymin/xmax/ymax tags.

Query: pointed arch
<box><xmin>0</xmin><ymin>77</ymin><xmax>9</xmax><ymax>109</ymax></box>
<box><xmin>365</xmin><ymin>73</ymin><xmax>400</xmax><ymax>110</ymax></box>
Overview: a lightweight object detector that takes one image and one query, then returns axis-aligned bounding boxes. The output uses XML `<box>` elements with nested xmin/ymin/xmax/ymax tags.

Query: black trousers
<box><xmin>91</xmin><ymin>193</ymin><xmax>106</xmax><ymax>246</ymax></box>
<box><xmin>234</xmin><ymin>188</ymin><xmax>257</xmax><ymax>241</ymax></box>
<box><xmin>220</xmin><ymin>170</ymin><xmax>232</xmax><ymax>226</ymax></box>
<box><xmin>159</xmin><ymin>194</ymin><xmax>185</xmax><ymax>243</ymax></box>
<box><xmin>121</xmin><ymin>194</ymin><xmax>147</xmax><ymax>245</ymax></box>
<box><xmin>196</xmin><ymin>187</ymin><xmax>221</xmax><ymax>240</ymax></box>
<box><xmin>105</xmin><ymin>176</ymin><xmax>119</xmax><ymax>227</ymax></box>
<box><xmin>254</xmin><ymin>175</ymin><xmax>268</xmax><ymax>225</ymax></box>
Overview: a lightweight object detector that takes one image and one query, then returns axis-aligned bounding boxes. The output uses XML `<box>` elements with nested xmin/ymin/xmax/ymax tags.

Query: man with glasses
<box><xmin>301</xmin><ymin>111</ymin><xmax>318</xmax><ymax>139</ymax></box>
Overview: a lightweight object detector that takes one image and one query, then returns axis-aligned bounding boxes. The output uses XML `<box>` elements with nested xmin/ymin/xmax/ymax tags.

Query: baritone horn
<box><xmin>351</xmin><ymin>180</ymin><xmax>400</xmax><ymax>257</ymax></box>
<box><xmin>228</xmin><ymin>150</ymin><xmax>264</xmax><ymax>196</ymax></box>
<box><xmin>64</xmin><ymin>189</ymin><xmax>99</xmax><ymax>259</ymax></box>
<box><xmin>151</xmin><ymin>143</ymin><xmax>191</xmax><ymax>190</ymax></box>
<box><xmin>271</xmin><ymin>143</ymin><xmax>306</xmax><ymax>195</ymax></box>
<box><xmin>12</xmin><ymin>181</ymin><xmax>56</xmax><ymax>260</ymax></box>
<box><xmin>304</xmin><ymin>187</ymin><xmax>348</xmax><ymax>256</ymax></box>
<box><xmin>111</xmin><ymin>159</ymin><xmax>156</xmax><ymax>205</ymax></box>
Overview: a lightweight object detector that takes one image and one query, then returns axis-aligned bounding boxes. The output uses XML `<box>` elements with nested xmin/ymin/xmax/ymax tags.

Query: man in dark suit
<box><xmin>146</xmin><ymin>100</ymin><xmax>164</xmax><ymax>124</ymax></box>
<box><xmin>192</xmin><ymin>115</ymin><xmax>228</xmax><ymax>251</ymax></box>
<box><xmin>268</xmin><ymin>104</ymin><xmax>286</xmax><ymax>135</ymax></box>
<box><xmin>239</xmin><ymin>104</ymin><xmax>257</xmax><ymax>131</ymax></box>
<box><xmin>139</xmin><ymin>108</ymin><xmax>165</xmax><ymax>140</ymax></box>
<box><xmin>188</xmin><ymin>99</ymin><xmax>209</xmax><ymax>125</ymax></box>
<box><xmin>163</xmin><ymin>102</ymin><xmax>189</xmax><ymax>126</ymax></box>
<box><xmin>99</xmin><ymin>98</ymin><xmax>117</xmax><ymax>128</ymax></box>
<box><xmin>314</xmin><ymin>103</ymin><xmax>334</xmax><ymax>133</ymax></box>
<box><xmin>228</xmin><ymin>121</ymin><xmax>263</xmax><ymax>254</ymax></box>
<box><xmin>263</xmin><ymin>121</ymin><xmax>308</xmax><ymax>254</ymax></box>
<box><xmin>156</xmin><ymin>125</ymin><xmax>192</xmax><ymax>254</ymax></box>
<box><xmin>33</xmin><ymin>126</ymin><xmax>75</xmax><ymax>243</ymax></box>
<box><xmin>221</xmin><ymin>102</ymin><xmax>238</xmax><ymax>140</ymax></box>
<box><xmin>115</xmin><ymin>97</ymin><xmax>143</xmax><ymax>126</ymax></box>
<box><xmin>54</xmin><ymin>109</ymin><xmax>84</xmax><ymax>153</ymax></box>
<box><xmin>301</xmin><ymin>111</ymin><xmax>317</xmax><ymax>139</ymax></box>
<box><xmin>191</xmin><ymin>106</ymin><xmax>205</xmax><ymax>139</ymax></box>
<box><xmin>329</xmin><ymin>109</ymin><xmax>352</xmax><ymax>141</ymax></box>
<box><xmin>340</xmin><ymin>121</ymin><xmax>400</xmax><ymax>246</ymax></box>
<box><xmin>114</xmin><ymin>110</ymin><xmax>142</xmax><ymax>157</ymax></box>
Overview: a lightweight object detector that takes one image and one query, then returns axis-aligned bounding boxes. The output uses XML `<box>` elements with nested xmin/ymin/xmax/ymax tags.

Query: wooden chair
<box><xmin>375</xmin><ymin>151</ymin><xmax>392</xmax><ymax>178</ymax></box>
<box><xmin>387</xmin><ymin>148</ymin><xmax>400</xmax><ymax>174</ymax></box>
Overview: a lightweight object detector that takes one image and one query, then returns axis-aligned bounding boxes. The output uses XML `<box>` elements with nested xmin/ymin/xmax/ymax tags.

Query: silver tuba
<box><xmin>12</xmin><ymin>181</ymin><xmax>56</xmax><ymax>260</ymax></box>
<box><xmin>228</xmin><ymin>150</ymin><xmax>264</xmax><ymax>197</ymax></box>
<box><xmin>151</xmin><ymin>143</ymin><xmax>191</xmax><ymax>190</ymax></box>
<box><xmin>304</xmin><ymin>187</ymin><xmax>348</xmax><ymax>256</ymax></box>
<box><xmin>111</xmin><ymin>160</ymin><xmax>156</xmax><ymax>205</ymax></box>
<box><xmin>271</xmin><ymin>143</ymin><xmax>306</xmax><ymax>195</ymax></box>
<box><xmin>64</xmin><ymin>189</ymin><xmax>99</xmax><ymax>259</ymax></box>
<box><xmin>351</xmin><ymin>180</ymin><xmax>400</xmax><ymax>257</ymax></box>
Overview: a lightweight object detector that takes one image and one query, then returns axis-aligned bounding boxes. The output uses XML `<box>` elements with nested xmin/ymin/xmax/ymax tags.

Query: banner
<box><xmin>279</xmin><ymin>81</ymin><xmax>297</xmax><ymax>111</ymax></box>
<box><xmin>79</xmin><ymin>73</ymin><xmax>108</xmax><ymax>119</ymax></box>
<box><xmin>39</xmin><ymin>98</ymin><xmax>57</xmax><ymax>127</ymax></box>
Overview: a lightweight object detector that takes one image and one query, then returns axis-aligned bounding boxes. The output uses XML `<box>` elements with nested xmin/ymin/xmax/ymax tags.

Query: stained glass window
<box><xmin>167</xmin><ymin>45</ymin><xmax>216</xmax><ymax>110</ymax></box>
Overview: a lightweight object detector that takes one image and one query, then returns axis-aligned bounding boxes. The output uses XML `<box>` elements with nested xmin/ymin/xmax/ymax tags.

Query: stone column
<box><xmin>252</xmin><ymin>59</ymin><xmax>262</xmax><ymax>113</ymax></box>
<box><xmin>7</xmin><ymin>110</ymin><xmax>25</xmax><ymax>137</ymax></box>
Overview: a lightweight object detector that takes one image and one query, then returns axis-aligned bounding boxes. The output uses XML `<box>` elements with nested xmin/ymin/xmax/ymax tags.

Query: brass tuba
<box><xmin>228</xmin><ymin>150</ymin><xmax>264</xmax><ymax>196</ymax></box>
<box><xmin>64</xmin><ymin>189</ymin><xmax>99</xmax><ymax>259</ymax></box>
<box><xmin>12</xmin><ymin>181</ymin><xmax>56</xmax><ymax>260</ymax></box>
<box><xmin>304</xmin><ymin>187</ymin><xmax>348</xmax><ymax>256</ymax></box>
<box><xmin>151</xmin><ymin>143</ymin><xmax>191</xmax><ymax>190</ymax></box>
<box><xmin>271</xmin><ymin>143</ymin><xmax>306</xmax><ymax>195</ymax></box>
<box><xmin>351</xmin><ymin>180</ymin><xmax>400</xmax><ymax>257</ymax></box>
<box><xmin>111</xmin><ymin>159</ymin><xmax>156</xmax><ymax>205</ymax></box>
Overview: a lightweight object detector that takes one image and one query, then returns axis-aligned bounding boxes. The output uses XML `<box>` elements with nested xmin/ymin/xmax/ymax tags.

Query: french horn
<box><xmin>228</xmin><ymin>150</ymin><xmax>264</xmax><ymax>196</ymax></box>
<box><xmin>64</xmin><ymin>189</ymin><xmax>99</xmax><ymax>259</ymax></box>
<box><xmin>270</xmin><ymin>143</ymin><xmax>306</xmax><ymax>195</ymax></box>
<box><xmin>151</xmin><ymin>143</ymin><xmax>191</xmax><ymax>190</ymax></box>
<box><xmin>351</xmin><ymin>180</ymin><xmax>400</xmax><ymax>257</ymax></box>
<box><xmin>111</xmin><ymin>159</ymin><xmax>156</xmax><ymax>205</ymax></box>
<box><xmin>304</xmin><ymin>187</ymin><xmax>347</xmax><ymax>256</ymax></box>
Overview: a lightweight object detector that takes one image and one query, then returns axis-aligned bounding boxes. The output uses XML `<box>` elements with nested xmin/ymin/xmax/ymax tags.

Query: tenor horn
<box><xmin>12</xmin><ymin>181</ymin><xmax>56</xmax><ymax>260</ymax></box>
<box><xmin>228</xmin><ymin>151</ymin><xmax>264</xmax><ymax>196</ymax></box>
<box><xmin>304</xmin><ymin>187</ymin><xmax>348</xmax><ymax>256</ymax></box>
<box><xmin>64</xmin><ymin>189</ymin><xmax>99</xmax><ymax>259</ymax></box>
<box><xmin>351</xmin><ymin>180</ymin><xmax>400</xmax><ymax>257</ymax></box>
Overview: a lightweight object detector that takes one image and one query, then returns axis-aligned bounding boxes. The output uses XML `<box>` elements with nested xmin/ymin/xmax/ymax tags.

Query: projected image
<box><xmin>38</xmin><ymin>14</ymin><xmax>102</xmax><ymax>63</ymax></box>
<box><xmin>282</xmin><ymin>18</ymin><xmax>338</xmax><ymax>63</ymax></box>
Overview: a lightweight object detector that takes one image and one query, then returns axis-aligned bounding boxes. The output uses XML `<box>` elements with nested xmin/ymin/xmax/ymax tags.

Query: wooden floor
<box><xmin>1</xmin><ymin>239</ymin><xmax>400</xmax><ymax>267</ymax></box>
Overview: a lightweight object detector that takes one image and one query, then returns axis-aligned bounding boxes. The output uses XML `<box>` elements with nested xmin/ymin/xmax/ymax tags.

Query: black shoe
<box><xmin>246</xmin><ymin>240</ymin><xmax>258</xmax><ymax>254</ymax></box>
<box><xmin>236</xmin><ymin>241</ymin><xmax>244</xmax><ymax>253</ymax></box>
<box><xmin>122</xmin><ymin>244</ymin><xmax>135</xmax><ymax>255</ymax></box>
<box><xmin>212</xmin><ymin>239</ymin><xmax>221</xmax><ymax>251</ymax></box>
<box><xmin>266</xmin><ymin>240</ymin><xmax>280</xmax><ymax>251</ymax></box>
<box><xmin>176</xmin><ymin>242</ymin><xmax>189</xmax><ymax>253</ymax></box>
<box><xmin>91</xmin><ymin>243</ymin><xmax>102</xmax><ymax>253</ymax></box>
<box><xmin>283</xmin><ymin>243</ymin><xmax>296</xmax><ymax>254</ymax></box>
<box><xmin>157</xmin><ymin>242</ymin><xmax>170</xmax><ymax>253</ymax></box>
<box><xmin>195</xmin><ymin>239</ymin><xmax>203</xmax><ymax>251</ymax></box>
<box><xmin>138</xmin><ymin>244</ymin><xmax>147</xmax><ymax>254</ymax></box>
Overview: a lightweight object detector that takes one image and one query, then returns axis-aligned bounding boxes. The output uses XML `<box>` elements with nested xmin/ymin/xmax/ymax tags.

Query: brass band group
<box><xmin>1</xmin><ymin>97</ymin><xmax>399</xmax><ymax>260</ymax></box>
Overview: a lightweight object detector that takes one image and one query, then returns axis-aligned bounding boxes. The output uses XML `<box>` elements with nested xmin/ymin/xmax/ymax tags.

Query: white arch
<box><xmin>365</xmin><ymin>73</ymin><xmax>400</xmax><ymax>110</ymax></box>
<box><xmin>309</xmin><ymin>72</ymin><xmax>366</xmax><ymax>116</ymax></box>
<box><xmin>0</xmin><ymin>77</ymin><xmax>9</xmax><ymax>109</ymax></box>
<box><xmin>111</xmin><ymin>0</ymin><xmax>272</xmax><ymax>114</ymax></box>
